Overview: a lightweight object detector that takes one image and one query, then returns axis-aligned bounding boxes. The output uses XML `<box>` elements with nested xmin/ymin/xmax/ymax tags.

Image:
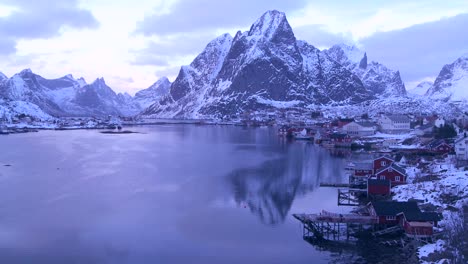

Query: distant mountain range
<box><xmin>0</xmin><ymin>69</ymin><xmax>170</xmax><ymax>118</ymax></box>
<box><xmin>0</xmin><ymin>10</ymin><xmax>466</xmax><ymax>120</ymax></box>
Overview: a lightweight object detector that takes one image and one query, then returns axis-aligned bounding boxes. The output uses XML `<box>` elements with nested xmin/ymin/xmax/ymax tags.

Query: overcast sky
<box><xmin>0</xmin><ymin>0</ymin><xmax>467</xmax><ymax>94</ymax></box>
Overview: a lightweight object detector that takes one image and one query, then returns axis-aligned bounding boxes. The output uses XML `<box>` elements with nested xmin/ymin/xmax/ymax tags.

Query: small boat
<box><xmin>294</xmin><ymin>129</ymin><xmax>313</xmax><ymax>140</ymax></box>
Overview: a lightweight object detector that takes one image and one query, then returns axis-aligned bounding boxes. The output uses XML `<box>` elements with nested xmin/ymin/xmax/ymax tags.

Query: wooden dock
<box><xmin>293</xmin><ymin>211</ymin><xmax>378</xmax><ymax>241</ymax></box>
<box><xmin>294</xmin><ymin>211</ymin><xmax>378</xmax><ymax>224</ymax></box>
<box><xmin>320</xmin><ymin>183</ymin><xmax>350</xmax><ymax>188</ymax></box>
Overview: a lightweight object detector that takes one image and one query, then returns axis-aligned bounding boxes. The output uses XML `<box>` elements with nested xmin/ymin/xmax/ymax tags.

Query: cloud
<box><xmin>0</xmin><ymin>0</ymin><xmax>99</xmax><ymax>55</ymax></box>
<box><xmin>360</xmin><ymin>13</ymin><xmax>468</xmax><ymax>83</ymax></box>
<box><xmin>131</xmin><ymin>32</ymin><xmax>220</xmax><ymax>67</ymax></box>
<box><xmin>136</xmin><ymin>0</ymin><xmax>308</xmax><ymax>36</ymax></box>
<box><xmin>293</xmin><ymin>24</ymin><xmax>351</xmax><ymax>48</ymax></box>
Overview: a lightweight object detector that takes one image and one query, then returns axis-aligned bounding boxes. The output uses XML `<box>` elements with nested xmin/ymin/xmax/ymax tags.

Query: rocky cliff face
<box><xmin>426</xmin><ymin>55</ymin><xmax>468</xmax><ymax>101</ymax></box>
<box><xmin>324</xmin><ymin>44</ymin><xmax>407</xmax><ymax>97</ymax></box>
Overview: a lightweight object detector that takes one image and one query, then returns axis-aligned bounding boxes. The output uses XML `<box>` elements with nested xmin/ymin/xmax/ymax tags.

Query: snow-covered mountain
<box><xmin>0</xmin><ymin>69</ymin><xmax>165</xmax><ymax>117</ymax></box>
<box><xmin>426</xmin><ymin>55</ymin><xmax>468</xmax><ymax>101</ymax></box>
<box><xmin>143</xmin><ymin>10</ymin><xmax>373</xmax><ymax>119</ymax></box>
<box><xmin>408</xmin><ymin>81</ymin><xmax>432</xmax><ymax>96</ymax></box>
<box><xmin>0</xmin><ymin>72</ymin><xmax>7</xmax><ymax>82</ymax></box>
<box><xmin>134</xmin><ymin>77</ymin><xmax>171</xmax><ymax>109</ymax></box>
<box><xmin>324</xmin><ymin>44</ymin><xmax>407</xmax><ymax>97</ymax></box>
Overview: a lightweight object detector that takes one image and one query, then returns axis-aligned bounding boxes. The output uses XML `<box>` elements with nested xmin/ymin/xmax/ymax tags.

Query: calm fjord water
<box><xmin>0</xmin><ymin>125</ymin><xmax>347</xmax><ymax>264</ymax></box>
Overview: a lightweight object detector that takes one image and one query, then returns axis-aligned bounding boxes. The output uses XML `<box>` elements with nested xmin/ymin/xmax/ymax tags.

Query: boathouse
<box><xmin>367</xmin><ymin>179</ymin><xmax>391</xmax><ymax>196</ymax></box>
<box><xmin>398</xmin><ymin>211</ymin><xmax>442</xmax><ymax>237</ymax></box>
<box><xmin>368</xmin><ymin>201</ymin><xmax>442</xmax><ymax>237</ymax></box>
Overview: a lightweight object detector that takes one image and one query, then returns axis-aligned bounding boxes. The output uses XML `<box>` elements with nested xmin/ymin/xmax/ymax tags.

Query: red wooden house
<box><xmin>375</xmin><ymin>163</ymin><xmax>407</xmax><ymax>186</ymax></box>
<box><xmin>428</xmin><ymin>139</ymin><xmax>453</xmax><ymax>154</ymax></box>
<box><xmin>398</xmin><ymin>211</ymin><xmax>441</xmax><ymax>237</ymax></box>
<box><xmin>373</xmin><ymin>156</ymin><xmax>394</xmax><ymax>172</ymax></box>
<box><xmin>368</xmin><ymin>201</ymin><xmax>441</xmax><ymax>237</ymax></box>
<box><xmin>367</xmin><ymin>179</ymin><xmax>391</xmax><ymax>196</ymax></box>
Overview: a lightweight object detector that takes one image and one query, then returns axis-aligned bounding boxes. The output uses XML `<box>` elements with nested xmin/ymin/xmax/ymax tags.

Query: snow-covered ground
<box><xmin>393</xmin><ymin>159</ymin><xmax>468</xmax><ymax>263</ymax></box>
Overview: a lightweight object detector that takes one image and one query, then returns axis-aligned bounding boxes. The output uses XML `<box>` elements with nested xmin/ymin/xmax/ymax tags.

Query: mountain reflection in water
<box><xmin>229</xmin><ymin>142</ymin><xmax>345</xmax><ymax>225</ymax></box>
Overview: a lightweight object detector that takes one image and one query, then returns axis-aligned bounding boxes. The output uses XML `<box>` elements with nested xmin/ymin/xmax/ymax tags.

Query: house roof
<box><xmin>402</xmin><ymin>211</ymin><xmax>443</xmax><ymax>222</ymax></box>
<box><xmin>368</xmin><ymin>179</ymin><xmax>390</xmax><ymax>186</ymax></box>
<box><xmin>386</xmin><ymin>115</ymin><xmax>410</xmax><ymax>123</ymax></box>
<box><xmin>428</xmin><ymin>139</ymin><xmax>449</xmax><ymax>148</ymax></box>
<box><xmin>354</xmin><ymin>162</ymin><xmax>373</xmax><ymax>170</ymax></box>
<box><xmin>416</xmin><ymin>124</ymin><xmax>434</xmax><ymax>131</ymax></box>
<box><xmin>371</xmin><ymin>201</ymin><xmax>420</xmax><ymax>216</ymax></box>
<box><xmin>356</xmin><ymin>121</ymin><xmax>376</xmax><ymax>128</ymax></box>
<box><xmin>376</xmin><ymin>163</ymin><xmax>406</xmax><ymax>176</ymax></box>
<box><xmin>330</xmin><ymin>133</ymin><xmax>348</xmax><ymax>139</ymax></box>
<box><xmin>455</xmin><ymin>137</ymin><xmax>468</xmax><ymax>144</ymax></box>
<box><xmin>374</xmin><ymin>155</ymin><xmax>394</xmax><ymax>162</ymax></box>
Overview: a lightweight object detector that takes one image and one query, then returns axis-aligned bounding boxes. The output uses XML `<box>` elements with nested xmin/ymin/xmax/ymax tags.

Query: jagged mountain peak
<box><xmin>248</xmin><ymin>10</ymin><xmax>289</xmax><ymax>40</ymax></box>
<box><xmin>328</xmin><ymin>44</ymin><xmax>365</xmax><ymax>65</ymax></box>
<box><xmin>134</xmin><ymin>76</ymin><xmax>172</xmax><ymax>109</ymax></box>
<box><xmin>324</xmin><ymin>44</ymin><xmax>406</xmax><ymax>97</ymax></box>
<box><xmin>19</xmin><ymin>68</ymin><xmax>33</xmax><ymax>75</ymax></box>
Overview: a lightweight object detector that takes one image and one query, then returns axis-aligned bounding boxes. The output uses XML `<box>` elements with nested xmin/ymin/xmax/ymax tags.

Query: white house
<box><xmin>378</xmin><ymin>114</ymin><xmax>411</xmax><ymax>134</ymax></box>
<box><xmin>455</xmin><ymin>137</ymin><xmax>468</xmax><ymax>160</ymax></box>
<box><xmin>342</xmin><ymin>121</ymin><xmax>376</xmax><ymax>136</ymax></box>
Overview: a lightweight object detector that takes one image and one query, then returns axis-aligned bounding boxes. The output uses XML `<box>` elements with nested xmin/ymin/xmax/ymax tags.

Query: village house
<box><xmin>427</xmin><ymin>139</ymin><xmax>453</xmax><ymax>154</ymax></box>
<box><xmin>375</xmin><ymin>163</ymin><xmax>407</xmax><ymax>186</ymax></box>
<box><xmin>373</xmin><ymin>156</ymin><xmax>395</xmax><ymax>172</ymax></box>
<box><xmin>455</xmin><ymin>137</ymin><xmax>468</xmax><ymax>160</ymax></box>
<box><xmin>378</xmin><ymin>114</ymin><xmax>411</xmax><ymax>134</ymax></box>
<box><xmin>368</xmin><ymin>201</ymin><xmax>442</xmax><ymax>237</ymax></box>
<box><xmin>350</xmin><ymin>162</ymin><xmax>374</xmax><ymax>185</ymax></box>
<box><xmin>342</xmin><ymin>121</ymin><xmax>376</xmax><ymax>137</ymax></box>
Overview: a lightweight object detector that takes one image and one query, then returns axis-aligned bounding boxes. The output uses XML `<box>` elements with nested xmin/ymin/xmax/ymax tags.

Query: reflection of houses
<box><xmin>329</xmin><ymin>133</ymin><xmax>352</xmax><ymax>148</ymax></box>
<box><xmin>378</xmin><ymin>114</ymin><xmax>411</xmax><ymax>134</ymax></box>
<box><xmin>342</xmin><ymin>121</ymin><xmax>376</xmax><ymax>137</ymax></box>
<box><xmin>368</xmin><ymin>201</ymin><xmax>442</xmax><ymax>237</ymax></box>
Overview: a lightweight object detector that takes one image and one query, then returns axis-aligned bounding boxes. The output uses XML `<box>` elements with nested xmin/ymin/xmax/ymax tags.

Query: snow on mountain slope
<box><xmin>0</xmin><ymin>72</ymin><xmax>7</xmax><ymax>82</ymax></box>
<box><xmin>134</xmin><ymin>77</ymin><xmax>171</xmax><ymax>109</ymax></box>
<box><xmin>409</xmin><ymin>81</ymin><xmax>432</xmax><ymax>96</ymax></box>
<box><xmin>427</xmin><ymin>55</ymin><xmax>468</xmax><ymax>101</ymax></box>
<box><xmin>324</xmin><ymin>44</ymin><xmax>407</xmax><ymax>97</ymax></box>
<box><xmin>144</xmin><ymin>10</ymin><xmax>371</xmax><ymax>119</ymax></box>
<box><xmin>0</xmin><ymin>98</ymin><xmax>53</xmax><ymax>121</ymax></box>
<box><xmin>0</xmin><ymin>69</ymin><xmax>152</xmax><ymax>117</ymax></box>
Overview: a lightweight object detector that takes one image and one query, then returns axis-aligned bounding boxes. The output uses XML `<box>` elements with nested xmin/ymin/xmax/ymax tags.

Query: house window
<box><xmin>388</xmin><ymin>168</ymin><xmax>393</xmax><ymax>172</ymax></box>
<box><xmin>395</xmin><ymin>176</ymin><xmax>400</xmax><ymax>182</ymax></box>
<box><xmin>386</xmin><ymin>216</ymin><xmax>396</xmax><ymax>220</ymax></box>
<box><xmin>380</xmin><ymin>176</ymin><xmax>386</xmax><ymax>180</ymax></box>
<box><xmin>381</xmin><ymin>161</ymin><xmax>386</xmax><ymax>166</ymax></box>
